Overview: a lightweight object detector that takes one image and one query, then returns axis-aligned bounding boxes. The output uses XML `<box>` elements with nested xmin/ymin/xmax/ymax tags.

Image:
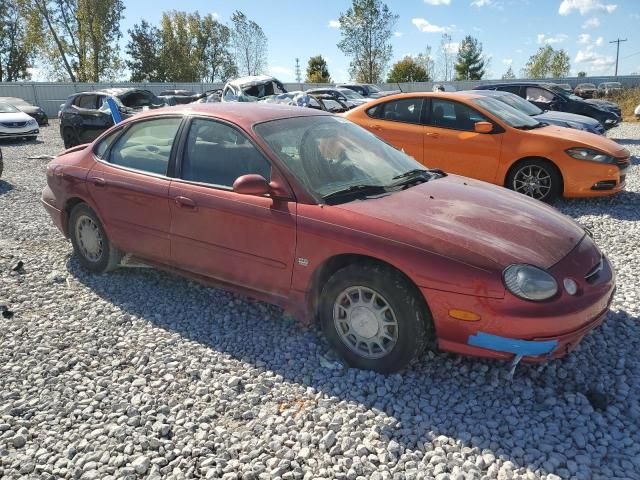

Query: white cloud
<box><xmin>559</xmin><ymin>0</ymin><xmax>617</xmax><ymax>16</ymax></box>
<box><xmin>328</xmin><ymin>19</ymin><xmax>340</xmax><ymax>28</ymax></box>
<box><xmin>471</xmin><ymin>0</ymin><xmax>492</xmax><ymax>6</ymax></box>
<box><xmin>411</xmin><ymin>18</ymin><xmax>450</xmax><ymax>33</ymax></box>
<box><xmin>537</xmin><ymin>33</ymin><xmax>568</xmax><ymax>44</ymax></box>
<box><xmin>582</xmin><ymin>16</ymin><xmax>600</xmax><ymax>28</ymax></box>
<box><xmin>424</xmin><ymin>0</ymin><xmax>451</xmax><ymax>5</ymax></box>
<box><xmin>211</xmin><ymin>12</ymin><xmax>219</xmax><ymax>19</ymax></box>
<box><xmin>502</xmin><ymin>58</ymin><xmax>513</xmax><ymax>65</ymax></box>
<box><xmin>577</xmin><ymin>33</ymin><xmax>591</xmax><ymax>44</ymax></box>
<box><xmin>394</xmin><ymin>31</ymin><xmax>403</xmax><ymax>37</ymax></box>
<box><xmin>575</xmin><ymin>34</ymin><xmax>615</xmax><ymax>73</ymax></box>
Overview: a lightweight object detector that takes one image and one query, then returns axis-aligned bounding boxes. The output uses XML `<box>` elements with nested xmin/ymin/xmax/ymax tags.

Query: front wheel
<box><xmin>69</xmin><ymin>203</ymin><xmax>121</xmax><ymax>273</ymax></box>
<box><xmin>319</xmin><ymin>263</ymin><xmax>431</xmax><ymax>373</ymax></box>
<box><xmin>506</xmin><ymin>159</ymin><xmax>561</xmax><ymax>203</ymax></box>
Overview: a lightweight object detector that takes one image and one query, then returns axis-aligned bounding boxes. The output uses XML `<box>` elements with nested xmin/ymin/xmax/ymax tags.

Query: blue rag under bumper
<box><xmin>468</xmin><ymin>332</ymin><xmax>558</xmax><ymax>357</ymax></box>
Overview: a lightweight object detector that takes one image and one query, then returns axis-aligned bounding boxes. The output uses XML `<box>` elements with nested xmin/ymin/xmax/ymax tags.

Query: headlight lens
<box><xmin>503</xmin><ymin>265</ymin><xmax>558</xmax><ymax>301</ymax></box>
<box><xmin>566</xmin><ymin>147</ymin><xmax>615</xmax><ymax>163</ymax></box>
<box><xmin>28</xmin><ymin>118</ymin><xmax>37</xmax><ymax>125</ymax></box>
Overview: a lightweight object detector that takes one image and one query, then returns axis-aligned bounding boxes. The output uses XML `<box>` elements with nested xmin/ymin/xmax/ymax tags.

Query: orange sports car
<box><xmin>344</xmin><ymin>92</ymin><xmax>630</xmax><ymax>202</ymax></box>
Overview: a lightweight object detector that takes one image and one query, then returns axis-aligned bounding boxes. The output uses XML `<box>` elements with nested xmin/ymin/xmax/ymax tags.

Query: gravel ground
<box><xmin>1</xmin><ymin>121</ymin><xmax>639</xmax><ymax>480</ymax></box>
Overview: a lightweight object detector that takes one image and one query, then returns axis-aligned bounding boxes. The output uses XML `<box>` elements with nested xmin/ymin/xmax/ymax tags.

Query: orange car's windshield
<box><xmin>472</xmin><ymin>97</ymin><xmax>542</xmax><ymax>129</ymax></box>
<box><xmin>255</xmin><ymin>115</ymin><xmax>425</xmax><ymax>198</ymax></box>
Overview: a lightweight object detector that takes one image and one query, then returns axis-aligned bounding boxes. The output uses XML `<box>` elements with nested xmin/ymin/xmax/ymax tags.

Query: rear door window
<box><xmin>377</xmin><ymin>98</ymin><xmax>424</xmax><ymax>124</ymax></box>
<box><xmin>108</xmin><ymin>117</ymin><xmax>182</xmax><ymax>175</ymax></box>
<box><xmin>75</xmin><ymin>95</ymin><xmax>98</xmax><ymax>110</ymax></box>
<box><xmin>526</xmin><ymin>87</ymin><xmax>555</xmax><ymax>104</ymax></box>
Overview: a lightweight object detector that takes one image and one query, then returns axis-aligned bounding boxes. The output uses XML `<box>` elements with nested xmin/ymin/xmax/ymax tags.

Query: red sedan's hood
<box><xmin>334</xmin><ymin>175</ymin><xmax>585</xmax><ymax>271</ymax></box>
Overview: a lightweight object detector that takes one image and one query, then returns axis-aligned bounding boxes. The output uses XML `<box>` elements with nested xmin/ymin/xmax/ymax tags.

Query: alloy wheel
<box><xmin>512</xmin><ymin>165</ymin><xmax>552</xmax><ymax>200</ymax></box>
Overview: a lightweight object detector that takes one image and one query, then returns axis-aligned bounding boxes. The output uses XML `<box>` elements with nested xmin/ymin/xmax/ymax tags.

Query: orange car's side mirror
<box><xmin>233</xmin><ymin>174</ymin><xmax>271</xmax><ymax>196</ymax></box>
<box><xmin>474</xmin><ymin>121</ymin><xmax>494</xmax><ymax>134</ymax></box>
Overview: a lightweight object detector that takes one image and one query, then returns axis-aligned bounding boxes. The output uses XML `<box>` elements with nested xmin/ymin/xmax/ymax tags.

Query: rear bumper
<box><xmin>41</xmin><ymin>193</ymin><xmax>66</xmax><ymax>236</ymax></box>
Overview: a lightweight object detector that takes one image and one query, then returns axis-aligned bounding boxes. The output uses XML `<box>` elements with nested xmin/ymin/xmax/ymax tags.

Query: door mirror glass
<box><xmin>474</xmin><ymin>121</ymin><xmax>494</xmax><ymax>134</ymax></box>
<box><xmin>233</xmin><ymin>174</ymin><xmax>271</xmax><ymax>196</ymax></box>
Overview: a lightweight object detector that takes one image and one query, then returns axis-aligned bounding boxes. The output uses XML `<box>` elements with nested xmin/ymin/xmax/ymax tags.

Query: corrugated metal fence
<box><xmin>2</xmin><ymin>75</ymin><xmax>639</xmax><ymax>117</ymax></box>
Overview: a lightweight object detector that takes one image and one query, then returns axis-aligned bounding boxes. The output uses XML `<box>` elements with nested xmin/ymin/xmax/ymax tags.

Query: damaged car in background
<box><xmin>222</xmin><ymin>75</ymin><xmax>350</xmax><ymax>113</ymax></box>
<box><xmin>59</xmin><ymin>88</ymin><xmax>167</xmax><ymax>148</ymax></box>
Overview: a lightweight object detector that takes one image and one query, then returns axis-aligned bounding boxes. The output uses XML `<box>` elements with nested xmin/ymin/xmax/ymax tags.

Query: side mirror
<box><xmin>233</xmin><ymin>174</ymin><xmax>271</xmax><ymax>196</ymax></box>
<box><xmin>474</xmin><ymin>121</ymin><xmax>494</xmax><ymax>134</ymax></box>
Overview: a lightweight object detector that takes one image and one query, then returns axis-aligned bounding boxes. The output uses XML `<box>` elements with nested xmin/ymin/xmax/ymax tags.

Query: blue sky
<box><xmin>119</xmin><ymin>0</ymin><xmax>640</xmax><ymax>82</ymax></box>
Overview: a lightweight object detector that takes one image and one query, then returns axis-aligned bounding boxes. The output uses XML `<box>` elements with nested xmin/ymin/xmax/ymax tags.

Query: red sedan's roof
<box><xmin>134</xmin><ymin>102</ymin><xmax>332</xmax><ymax>129</ymax></box>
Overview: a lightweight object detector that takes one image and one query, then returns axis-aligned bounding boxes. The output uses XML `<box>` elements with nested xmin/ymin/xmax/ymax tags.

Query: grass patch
<box><xmin>612</xmin><ymin>88</ymin><xmax>640</xmax><ymax>122</ymax></box>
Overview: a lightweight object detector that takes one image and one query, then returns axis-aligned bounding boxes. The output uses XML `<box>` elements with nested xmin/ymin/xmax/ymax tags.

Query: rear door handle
<box><xmin>90</xmin><ymin>177</ymin><xmax>106</xmax><ymax>187</ymax></box>
<box><xmin>425</xmin><ymin>132</ymin><xmax>440</xmax><ymax>138</ymax></box>
<box><xmin>175</xmin><ymin>196</ymin><xmax>197</xmax><ymax>209</ymax></box>
<box><xmin>372</xmin><ymin>124</ymin><xmax>382</xmax><ymax>131</ymax></box>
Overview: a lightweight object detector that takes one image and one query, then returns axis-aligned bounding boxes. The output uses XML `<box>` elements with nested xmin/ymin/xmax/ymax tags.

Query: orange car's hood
<box><xmin>529</xmin><ymin>125</ymin><xmax>629</xmax><ymax>157</ymax></box>
<box><xmin>334</xmin><ymin>175</ymin><xmax>585</xmax><ymax>271</ymax></box>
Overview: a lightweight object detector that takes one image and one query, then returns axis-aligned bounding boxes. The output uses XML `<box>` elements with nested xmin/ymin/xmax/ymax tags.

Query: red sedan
<box><xmin>42</xmin><ymin>103</ymin><xmax>615</xmax><ymax>372</ymax></box>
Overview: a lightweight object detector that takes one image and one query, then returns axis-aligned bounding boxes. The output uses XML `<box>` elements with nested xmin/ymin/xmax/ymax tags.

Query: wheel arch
<box><xmin>306</xmin><ymin>253</ymin><xmax>433</xmax><ymax>330</ymax></box>
<box><xmin>504</xmin><ymin>156</ymin><xmax>564</xmax><ymax>194</ymax></box>
<box><xmin>62</xmin><ymin>196</ymin><xmax>104</xmax><ymax>237</ymax></box>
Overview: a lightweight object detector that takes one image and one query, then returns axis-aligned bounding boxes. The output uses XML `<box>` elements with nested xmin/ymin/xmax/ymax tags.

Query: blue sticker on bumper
<box><xmin>468</xmin><ymin>332</ymin><xmax>558</xmax><ymax>356</ymax></box>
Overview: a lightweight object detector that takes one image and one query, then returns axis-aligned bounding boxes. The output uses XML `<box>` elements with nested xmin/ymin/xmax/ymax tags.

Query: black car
<box><xmin>59</xmin><ymin>88</ymin><xmax>165</xmax><ymax>148</ymax></box>
<box><xmin>336</xmin><ymin>83</ymin><xmax>399</xmax><ymax>98</ymax></box>
<box><xmin>473</xmin><ymin>82</ymin><xmax>620</xmax><ymax>129</ymax></box>
<box><xmin>471</xmin><ymin>90</ymin><xmax>605</xmax><ymax>135</ymax></box>
<box><xmin>0</xmin><ymin>147</ymin><xmax>3</xmax><ymax>178</ymax></box>
<box><xmin>0</xmin><ymin>97</ymin><xmax>48</xmax><ymax>126</ymax></box>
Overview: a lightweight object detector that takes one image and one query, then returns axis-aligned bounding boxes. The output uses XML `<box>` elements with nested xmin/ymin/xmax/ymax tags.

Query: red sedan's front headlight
<box><xmin>503</xmin><ymin>264</ymin><xmax>558</xmax><ymax>301</ymax></box>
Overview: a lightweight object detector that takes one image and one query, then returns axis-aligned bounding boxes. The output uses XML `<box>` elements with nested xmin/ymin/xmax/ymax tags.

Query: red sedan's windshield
<box><xmin>254</xmin><ymin>115</ymin><xmax>423</xmax><ymax>198</ymax></box>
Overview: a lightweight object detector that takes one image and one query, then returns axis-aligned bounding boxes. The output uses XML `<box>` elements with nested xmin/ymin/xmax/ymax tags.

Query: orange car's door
<box><xmin>360</xmin><ymin>97</ymin><xmax>426</xmax><ymax>164</ymax></box>
<box><xmin>168</xmin><ymin>118</ymin><xmax>297</xmax><ymax>297</ymax></box>
<box><xmin>423</xmin><ymin>98</ymin><xmax>503</xmax><ymax>183</ymax></box>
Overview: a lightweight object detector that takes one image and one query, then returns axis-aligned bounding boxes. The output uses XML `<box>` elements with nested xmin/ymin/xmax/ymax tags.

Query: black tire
<box><xmin>63</xmin><ymin>127</ymin><xmax>79</xmax><ymax>149</ymax></box>
<box><xmin>319</xmin><ymin>263</ymin><xmax>431</xmax><ymax>373</ymax></box>
<box><xmin>69</xmin><ymin>203</ymin><xmax>121</xmax><ymax>273</ymax></box>
<box><xmin>0</xmin><ymin>152</ymin><xmax>3</xmax><ymax>178</ymax></box>
<box><xmin>506</xmin><ymin>158</ymin><xmax>562</xmax><ymax>203</ymax></box>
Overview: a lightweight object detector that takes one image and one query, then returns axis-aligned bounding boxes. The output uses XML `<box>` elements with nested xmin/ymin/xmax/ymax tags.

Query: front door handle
<box><xmin>425</xmin><ymin>132</ymin><xmax>440</xmax><ymax>138</ymax></box>
<box><xmin>371</xmin><ymin>124</ymin><xmax>382</xmax><ymax>131</ymax></box>
<box><xmin>175</xmin><ymin>196</ymin><xmax>197</xmax><ymax>209</ymax></box>
<box><xmin>90</xmin><ymin>177</ymin><xmax>106</xmax><ymax>187</ymax></box>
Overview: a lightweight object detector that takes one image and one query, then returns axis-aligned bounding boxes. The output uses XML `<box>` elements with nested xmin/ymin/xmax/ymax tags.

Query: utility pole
<box><xmin>609</xmin><ymin>38</ymin><xmax>627</xmax><ymax>77</ymax></box>
<box><xmin>295</xmin><ymin>58</ymin><xmax>302</xmax><ymax>84</ymax></box>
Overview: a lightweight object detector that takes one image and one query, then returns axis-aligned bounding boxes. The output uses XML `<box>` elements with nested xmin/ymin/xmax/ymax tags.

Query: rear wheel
<box><xmin>506</xmin><ymin>159</ymin><xmax>561</xmax><ymax>203</ymax></box>
<box><xmin>69</xmin><ymin>203</ymin><xmax>121</xmax><ymax>273</ymax></box>
<box><xmin>319</xmin><ymin>263</ymin><xmax>431</xmax><ymax>373</ymax></box>
<box><xmin>63</xmin><ymin>128</ymin><xmax>79</xmax><ymax>149</ymax></box>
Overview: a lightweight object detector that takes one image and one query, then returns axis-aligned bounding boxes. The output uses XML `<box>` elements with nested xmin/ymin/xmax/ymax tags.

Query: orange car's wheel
<box><xmin>69</xmin><ymin>203</ymin><xmax>122</xmax><ymax>273</ymax></box>
<box><xmin>507</xmin><ymin>159</ymin><xmax>561</xmax><ymax>203</ymax></box>
<box><xmin>319</xmin><ymin>263</ymin><xmax>430</xmax><ymax>373</ymax></box>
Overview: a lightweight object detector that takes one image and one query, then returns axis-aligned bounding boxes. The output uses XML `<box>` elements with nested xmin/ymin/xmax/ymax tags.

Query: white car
<box><xmin>0</xmin><ymin>102</ymin><xmax>39</xmax><ymax>140</ymax></box>
<box><xmin>635</xmin><ymin>104</ymin><xmax>640</xmax><ymax>119</ymax></box>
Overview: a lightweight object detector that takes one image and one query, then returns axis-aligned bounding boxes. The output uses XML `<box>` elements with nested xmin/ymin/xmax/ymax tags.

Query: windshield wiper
<box><xmin>322</xmin><ymin>184</ymin><xmax>388</xmax><ymax>205</ymax></box>
<box><xmin>389</xmin><ymin>168</ymin><xmax>445</xmax><ymax>187</ymax></box>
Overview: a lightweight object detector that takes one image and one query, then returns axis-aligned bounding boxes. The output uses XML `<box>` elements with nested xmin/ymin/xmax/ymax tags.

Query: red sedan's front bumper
<box><xmin>422</xmin><ymin>235</ymin><xmax>616</xmax><ymax>362</ymax></box>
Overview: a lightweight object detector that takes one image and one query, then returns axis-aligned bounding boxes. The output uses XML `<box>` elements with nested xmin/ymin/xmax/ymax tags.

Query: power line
<box><xmin>609</xmin><ymin>38</ymin><xmax>627</xmax><ymax>77</ymax></box>
<box><xmin>621</xmin><ymin>50</ymin><xmax>640</xmax><ymax>60</ymax></box>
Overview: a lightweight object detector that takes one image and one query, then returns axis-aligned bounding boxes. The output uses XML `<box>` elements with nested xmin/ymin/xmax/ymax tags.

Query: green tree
<box><xmin>550</xmin><ymin>49</ymin><xmax>570</xmax><ymax>78</ymax></box>
<box><xmin>231</xmin><ymin>11</ymin><xmax>267</xmax><ymax>76</ymax></box>
<box><xmin>126</xmin><ymin>20</ymin><xmax>161</xmax><ymax>81</ymax></box>
<box><xmin>502</xmin><ymin>66</ymin><xmax>516</xmax><ymax>79</ymax></box>
<box><xmin>386</xmin><ymin>56</ymin><xmax>429</xmax><ymax>82</ymax></box>
<box><xmin>0</xmin><ymin>0</ymin><xmax>34</xmax><ymax>81</ymax></box>
<box><xmin>305</xmin><ymin>55</ymin><xmax>331</xmax><ymax>83</ymax></box>
<box><xmin>523</xmin><ymin>45</ymin><xmax>571</xmax><ymax>79</ymax></box>
<box><xmin>337</xmin><ymin>0</ymin><xmax>398</xmax><ymax>83</ymax></box>
<box><xmin>437</xmin><ymin>33</ymin><xmax>454</xmax><ymax>81</ymax></box>
<box><xmin>577</xmin><ymin>71</ymin><xmax>587</xmax><ymax>77</ymax></box>
<box><xmin>20</xmin><ymin>0</ymin><xmax>125</xmax><ymax>82</ymax></box>
<box><xmin>454</xmin><ymin>35</ymin><xmax>486</xmax><ymax>80</ymax></box>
